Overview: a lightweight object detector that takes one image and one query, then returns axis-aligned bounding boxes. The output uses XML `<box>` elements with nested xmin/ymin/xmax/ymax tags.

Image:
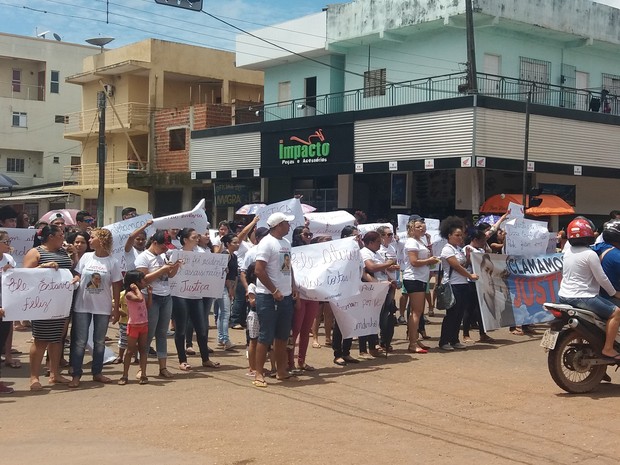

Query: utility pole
<box><xmin>522</xmin><ymin>84</ymin><xmax>533</xmax><ymax>207</ymax></box>
<box><xmin>465</xmin><ymin>0</ymin><xmax>478</xmax><ymax>93</ymax></box>
<box><xmin>97</xmin><ymin>91</ymin><xmax>106</xmax><ymax>227</ymax></box>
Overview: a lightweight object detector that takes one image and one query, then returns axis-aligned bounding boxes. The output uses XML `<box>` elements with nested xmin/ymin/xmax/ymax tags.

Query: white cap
<box><xmin>267</xmin><ymin>212</ymin><xmax>295</xmax><ymax>228</ymax></box>
<box><xmin>47</xmin><ymin>212</ymin><xmax>65</xmax><ymax>222</ymax></box>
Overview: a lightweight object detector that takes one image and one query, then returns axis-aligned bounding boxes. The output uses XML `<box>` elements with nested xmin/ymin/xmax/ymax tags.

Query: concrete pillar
<box><xmin>221</xmin><ymin>79</ymin><xmax>229</xmax><ymax>104</ymax></box>
<box><xmin>338</xmin><ymin>174</ymin><xmax>353</xmax><ymax>209</ymax></box>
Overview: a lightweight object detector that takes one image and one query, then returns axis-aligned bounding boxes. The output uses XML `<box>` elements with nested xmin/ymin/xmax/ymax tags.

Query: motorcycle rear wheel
<box><xmin>547</xmin><ymin>329</ymin><xmax>606</xmax><ymax>393</ymax></box>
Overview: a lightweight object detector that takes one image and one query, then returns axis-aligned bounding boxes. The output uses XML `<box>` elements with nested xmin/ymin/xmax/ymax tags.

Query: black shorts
<box><xmin>403</xmin><ymin>279</ymin><xmax>426</xmax><ymax>294</ymax></box>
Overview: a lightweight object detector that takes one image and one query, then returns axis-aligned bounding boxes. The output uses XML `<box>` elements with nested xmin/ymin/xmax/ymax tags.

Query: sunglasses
<box><xmin>84</xmin><ymin>218</ymin><xmax>95</xmax><ymax>223</ymax></box>
<box><xmin>383</xmin><ymin>233</ymin><xmax>394</xmax><ymax>237</ymax></box>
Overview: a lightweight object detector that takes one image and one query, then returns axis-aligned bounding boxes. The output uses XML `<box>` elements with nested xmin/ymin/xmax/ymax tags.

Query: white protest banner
<box><xmin>507</xmin><ymin>201</ymin><xmax>525</xmax><ymax>219</ymax></box>
<box><xmin>357</xmin><ymin>222</ymin><xmax>392</xmax><ymax>235</ymax></box>
<box><xmin>546</xmin><ymin>234</ymin><xmax>558</xmax><ymax>254</ymax></box>
<box><xmin>504</xmin><ymin>218</ymin><xmax>550</xmax><ymax>255</ymax></box>
<box><xmin>397</xmin><ymin>214</ymin><xmax>409</xmax><ymax>232</ymax></box>
<box><xmin>329</xmin><ymin>282</ymin><xmax>390</xmax><ymax>339</ymax></box>
<box><xmin>2</xmin><ymin>228</ymin><xmax>35</xmax><ymax>267</ymax></box>
<box><xmin>425</xmin><ymin>218</ymin><xmax>440</xmax><ymax>232</ymax></box>
<box><xmin>150</xmin><ymin>199</ymin><xmax>209</xmax><ymax>233</ymax></box>
<box><xmin>1</xmin><ymin>268</ymin><xmax>74</xmax><ymax>321</ymax></box>
<box><xmin>168</xmin><ymin>250</ymin><xmax>228</xmax><ymax>298</ymax></box>
<box><xmin>256</xmin><ymin>198</ymin><xmax>305</xmax><ymax>241</ymax></box>
<box><xmin>305</xmin><ymin>210</ymin><xmax>355</xmax><ymax>239</ymax></box>
<box><xmin>471</xmin><ymin>252</ymin><xmax>560</xmax><ymax>331</ymax></box>
<box><xmin>104</xmin><ymin>213</ymin><xmax>153</xmax><ymax>272</ymax></box>
<box><xmin>291</xmin><ymin>238</ymin><xmax>362</xmax><ymax>301</ymax></box>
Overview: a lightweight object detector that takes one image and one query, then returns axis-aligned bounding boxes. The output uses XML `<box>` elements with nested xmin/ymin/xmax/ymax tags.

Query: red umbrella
<box><xmin>480</xmin><ymin>194</ymin><xmax>575</xmax><ymax>216</ymax></box>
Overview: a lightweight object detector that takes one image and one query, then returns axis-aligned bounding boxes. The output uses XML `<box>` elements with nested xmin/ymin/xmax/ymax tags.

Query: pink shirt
<box><xmin>126</xmin><ymin>297</ymin><xmax>148</xmax><ymax>325</ymax></box>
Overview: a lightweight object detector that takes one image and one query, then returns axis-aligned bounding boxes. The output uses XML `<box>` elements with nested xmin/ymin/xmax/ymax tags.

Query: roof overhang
<box><xmin>66</xmin><ymin>60</ymin><xmax>151</xmax><ymax>83</ymax></box>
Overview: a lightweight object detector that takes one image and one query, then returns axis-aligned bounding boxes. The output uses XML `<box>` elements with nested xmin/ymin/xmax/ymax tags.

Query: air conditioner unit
<box><xmin>103</xmin><ymin>84</ymin><xmax>115</xmax><ymax>97</ymax></box>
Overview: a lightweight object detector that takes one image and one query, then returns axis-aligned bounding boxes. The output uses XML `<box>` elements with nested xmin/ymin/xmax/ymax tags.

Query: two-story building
<box><xmin>64</xmin><ymin>39</ymin><xmax>263</xmax><ymax>223</ymax></box>
<box><xmin>0</xmin><ymin>33</ymin><xmax>97</xmax><ymax>221</ymax></box>
<box><xmin>189</xmin><ymin>0</ymin><xmax>620</xmax><ymax>227</ymax></box>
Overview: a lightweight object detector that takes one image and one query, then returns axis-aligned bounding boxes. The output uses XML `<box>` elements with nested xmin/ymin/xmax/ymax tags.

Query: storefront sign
<box><xmin>214</xmin><ymin>183</ymin><xmax>249</xmax><ymax>206</ymax></box>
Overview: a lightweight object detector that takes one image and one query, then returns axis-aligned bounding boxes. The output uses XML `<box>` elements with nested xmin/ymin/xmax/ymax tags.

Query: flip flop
<box><xmin>179</xmin><ymin>362</ymin><xmax>192</xmax><ymax>371</ymax></box>
<box><xmin>30</xmin><ymin>381</ymin><xmax>43</xmax><ymax>391</ymax></box>
<box><xmin>602</xmin><ymin>353</ymin><xmax>620</xmax><ymax>362</ymax></box>
<box><xmin>312</xmin><ymin>341</ymin><xmax>322</xmax><ymax>348</ymax></box>
<box><xmin>202</xmin><ymin>360</ymin><xmax>220</xmax><ymax>368</ymax></box>
<box><xmin>252</xmin><ymin>379</ymin><xmax>268</xmax><ymax>388</ymax></box>
<box><xmin>118</xmin><ymin>377</ymin><xmax>128</xmax><ymax>386</ymax></box>
<box><xmin>276</xmin><ymin>374</ymin><xmax>299</xmax><ymax>382</ymax></box>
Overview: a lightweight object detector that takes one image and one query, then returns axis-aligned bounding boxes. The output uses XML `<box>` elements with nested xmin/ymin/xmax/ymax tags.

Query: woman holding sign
<box><xmin>68</xmin><ymin>229</ymin><xmax>122</xmax><ymax>388</ymax></box>
<box><xmin>24</xmin><ymin>225</ymin><xmax>77</xmax><ymax>390</ymax></box>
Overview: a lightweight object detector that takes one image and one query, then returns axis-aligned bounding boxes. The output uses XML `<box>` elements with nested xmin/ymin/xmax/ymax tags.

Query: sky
<box><xmin>0</xmin><ymin>0</ymin><xmax>331</xmax><ymax>51</ymax></box>
<box><xmin>1</xmin><ymin>0</ymin><xmax>619</xmax><ymax>54</ymax></box>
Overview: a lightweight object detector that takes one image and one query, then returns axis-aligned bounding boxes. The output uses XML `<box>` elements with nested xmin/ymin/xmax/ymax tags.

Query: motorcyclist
<box><xmin>593</xmin><ymin>219</ymin><xmax>620</xmax><ymax>306</ymax></box>
<box><xmin>558</xmin><ymin>217</ymin><xmax>620</xmax><ymax>360</ymax></box>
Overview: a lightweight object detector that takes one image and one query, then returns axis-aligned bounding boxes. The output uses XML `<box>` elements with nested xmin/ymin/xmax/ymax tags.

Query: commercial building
<box><xmin>190</xmin><ymin>0</ymin><xmax>620</xmax><ymax>226</ymax></box>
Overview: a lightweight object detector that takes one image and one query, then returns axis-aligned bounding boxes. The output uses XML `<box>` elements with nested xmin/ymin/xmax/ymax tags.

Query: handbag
<box><xmin>435</xmin><ymin>264</ymin><xmax>455</xmax><ymax>310</ymax></box>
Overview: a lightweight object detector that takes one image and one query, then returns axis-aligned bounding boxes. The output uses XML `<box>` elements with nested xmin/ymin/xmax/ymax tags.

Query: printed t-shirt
<box><xmin>75</xmin><ymin>252</ymin><xmax>122</xmax><ymax>315</ymax></box>
<box><xmin>255</xmin><ymin>234</ymin><xmax>292</xmax><ymax>296</ymax></box>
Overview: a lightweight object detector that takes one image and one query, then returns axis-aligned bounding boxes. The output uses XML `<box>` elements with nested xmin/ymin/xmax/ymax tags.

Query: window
<box><xmin>53</xmin><ymin>157</ymin><xmax>60</xmax><ymax>164</ymax></box>
<box><xmin>70</xmin><ymin>156</ymin><xmax>81</xmax><ymax>172</ymax></box>
<box><xmin>364</xmin><ymin>68</ymin><xmax>386</xmax><ymax>98</ymax></box>
<box><xmin>12</xmin><ymin>112</ymin><xmax>27</xmax><ymax>127</ymax></box>
<box><xmin>7</xmin><ymin>158</ymin><xmax>25</xmax><ymax>173</ymax></box>
<box><xmin>12</xmin><ymin>69</ymin><xmax>21</xmax><ymax>92</ymax></box>
<box><xmin>277</xmin><ymin>81</ymin><xmax>291</xmax><ymax>106</ymax></box>
<box><xmin>169</xmin><ymin>128</ymin><xmax>186</xmax><ymax>151</ymax></box>
<box><xmin>55</xmin><ymin>115</ymin><xmax>68</xmax><ymax>124</ymax></box>
<box><xmin>602</xmin><ymin>73</ymin><xmax>620</xmax><ymax>95</ymax></box>
<box><xmin>50</xmin><ymin>70</ymin><xmax>60</xmax><ymax>94</ymax></box>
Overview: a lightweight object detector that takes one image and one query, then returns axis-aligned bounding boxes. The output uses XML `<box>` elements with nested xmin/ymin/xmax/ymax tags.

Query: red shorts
<box><xmin>127</xmin><ymin>323</ymin><xmax>148</xmax><ymax>339</ymax></box>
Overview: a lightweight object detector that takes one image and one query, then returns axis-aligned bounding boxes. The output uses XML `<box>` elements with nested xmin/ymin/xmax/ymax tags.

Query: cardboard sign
<box><xmin>150</xmin><ymin>199</ymin><xmax>209</xmax><ymax>233</ymax></box>
<box><xmin>305</xmin><ymin>210</ymin><xmax>356</xmax><ymax>239</ymax></box>
<box><xmin>104</xmin><ymin>214</ymin><xmax>153</xmax><ymax>272</ymax></box>
<box><xmin>357</xmin><ymin>223</ymin><xmax>393</xmax><ymax>236</ymax></box>
<box><xmin>256</xmin><ymin>198</ymin><xmax>305</xmax><ymax>241</ymax></box>
<box><xmin>291</xmin><ymin>238</ymin><xmax>363</xmax><ymax>301</ymax></box>
<box><xmin>507</xmin><ymin>201</ymin><xmax>525</xmax><ymax>219</ymax></box>
<box><xmin>1</xmin><ymin>228</ymin><xmax>35</xmax><ymax>267</ymax></box>
<box><xmin>504</xmin><ymin>218</ymin><xmax>551</xmax><ymax>256</ymax></box>
<box><xmin>168</xmin><ymin>250</ymin><xmax>229</xmax><ymax>298</ymax></box>
<box><xmin>2</xmin><ymin>268</ymin><xmax>74</xmax><ymax>321</ymax></box>
<box><xmin>329</xmin><ymin>282</ymin><xmax>390</xmax><ymax>339</ymax></box>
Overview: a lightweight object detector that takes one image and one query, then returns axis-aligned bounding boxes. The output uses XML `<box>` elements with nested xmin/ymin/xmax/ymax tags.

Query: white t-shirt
<box><xmin>124</xmin><ymin>247</ymin><xmax>140</xmax><ymax>272</ymax></box>
<box><xmin>241</xmin><ymin>246</ymin><xmax>258</xmax><ymax>273</ymax></box>
<box><xmin>402</xmin><ymin>237</ymin><xmax>432</xmax><ymax>282</ymax></box>
<box><xmin>74</xmin><ymin>253</ymin><xmax>122</xmax><ymax>315</ymax></box>
<box><xmin>236</xmin><ymin>241</ymin><xmax>252</xmax><ymax>265</ymax></box>
<box><xmin>559</xmin><ymin>245</ymin><xmax>616</xmax><ymax>298</ymax></box>
<box><xmin>255</xmin><ymin>234</ymin><xmax>293</xmax><ymax>295</ymax></box>
<box><xmin>0</xmin><ymin>253</ymin><xmax>16</xmax><ymax>306</ymax></box>
<box><xmin>379</xmin><ymin>242</ymin><xmax>399</xmax><ymax>280</ymax></box>
<box><xmin>135</xmin><ymin>249</ymin><xmax>169</xmax><ymax>296</ymax></box>
<box><xmin>440</xmin><ymin>243</ymin><xmax>469</xmax><ymax>285</ymax></box>
<box><xmin>361</xmin><ymin>247</ymin><xmax>388</xmax><ymax>281</ymax></box>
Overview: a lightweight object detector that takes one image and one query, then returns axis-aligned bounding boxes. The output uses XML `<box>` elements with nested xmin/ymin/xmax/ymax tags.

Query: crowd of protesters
<box><xmin>1</xmin><ymin>203</ymin><xmax>619</xmax><ymax>393</ymax></box>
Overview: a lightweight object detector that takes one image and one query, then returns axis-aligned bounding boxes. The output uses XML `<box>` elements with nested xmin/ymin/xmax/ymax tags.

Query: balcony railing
<box><xmin>64</xmin><ymin>102</ymin><xmax>151</xmax><ymax>135</ymax></box>
<box><xmin>62</xmin><ymin>160</ymin><xmax>143</xmax><ymax>188</ymax></box>
<box><xmin>0</xmin><ymin>81</ymin><xmax>45</xmax><ymax>101</ymax></box>
<box><xmin>255</xmin><ymin>72</ymin><xmax>619</xmax><ymax>122</ymax></box>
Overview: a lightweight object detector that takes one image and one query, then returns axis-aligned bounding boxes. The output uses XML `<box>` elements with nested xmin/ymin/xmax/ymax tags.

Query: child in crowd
<box><xmin>115</xmin><ymin>290</ymin><xmax>128</xmax><ymax>364</ymax></box>
<box><xmin>119</xmin><ymin>271</ymin><xmax>152</xmax><ymax>385</ymax></box>
<box><xmin>245</xmin><ymin>263</ymin><xmax>274</xmax><ymax>385</ymax></box>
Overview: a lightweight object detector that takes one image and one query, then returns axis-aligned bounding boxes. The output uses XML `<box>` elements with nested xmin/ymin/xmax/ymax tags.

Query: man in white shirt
<box><xmin>253</xmin><ymin>212</ymin><xmax>297</xmax><ymax>387</ymax></box>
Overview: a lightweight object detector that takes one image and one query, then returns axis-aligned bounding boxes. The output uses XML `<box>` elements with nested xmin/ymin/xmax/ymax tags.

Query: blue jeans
<box><xmin>172</xmin><ymin>297</ymin><xmax>209</xmax><ymax>363</ymax></box>
<box><xmin>147</xmin><ymin>294</ymin><xmax>173</xmax><ymax>359</ymax></box>
<box><xmin>559</xmin><ymin>295</ymin><xmax>617</xmax><ymax>319</ymax></box>
<box><xmin>71</xmin><ymin>312</ymin><xmax>109</xmax><ymax>378</ymax></box>
<box><xmin>216</xmin><ymin>290</ymin><xmax>231</xmax><ymax>344</ymax></box>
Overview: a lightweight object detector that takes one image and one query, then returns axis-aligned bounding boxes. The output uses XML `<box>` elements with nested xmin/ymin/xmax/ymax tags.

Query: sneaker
<box><xmin>439</xmin><ymin>344</ymin><xmax>454</xmax><ymax>351</ymax></box>
<box><xmin>397</xmin><ymin>315</ymin><xmax>407</xmax><ymax>325</ymax></box>
<box><xmin>166</xmin><ymin>330</ymin><xmax>175</xmax><ymax>337</ymax></box>
<box><xmin>223</xmin><ymin>341</ymin><xmax>235</xmax><ymax>350</ymax></box>
<box><xmin>452</xmin><ymin>342</ymin><xmax>467</xmax><ymax>350</ymax></box>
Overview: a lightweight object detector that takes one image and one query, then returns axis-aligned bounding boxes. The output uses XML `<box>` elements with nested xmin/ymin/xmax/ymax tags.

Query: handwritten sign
<box><xmin>291</xmin><ymin>238</ymin><xmax>362</xmax><ymax>301</ymax></box>
<box><xmin>104</xmin><ymin>214</ymin><xmax>153</xmax><ymax>272</ymax></box>
<box><xmin>2</xmin><ymin>228</ymin><xmax>35</xmax><ymax>267</ymax></box>
<box><xmin>397</xmin><ymin>215</ymin><xmax>409</xmax><ymax>233</ymax></box>
<box><xmin>504</xmin><ymin>218</ymin><xmax>550</xmax><ymax>256</ymax></box>
<box><xmin>329</xmin><ymin>282</ymin><xmax>390</xmax><ymax>339</ymax></box>
<box><xmin>357</xmin><ymin>223</ymin><xmax>393</xmax><ymax>236</ymax></box>
<box><xmin>1</xmin><ymin>268</ymin><xmax>74</xmax><ymax>321</ymax></box>
<box><xmin>150</xmin><ymin>199</ymin><xmax>209</xmax><ymax>233</ymax></box>
<box><xmin>256</xmin><ymin>198</ymin><xmax>305</xmax><ymax>241</ymax></box>
<box><xmin>305</xmin><ymin>210</ymin><xmax>355</xmax><ymax>239</ymax></box>
<box><xmin>471</xmin><ymin>252</ymin><xmax>559</xmax><ymax>331</ymax></box>
<box><xmin>168</xmin><ymin>250</ymin><xmax>229</xmax><ymax>298</ymax></box>
<box><xmin>507</xmin><ymin>201</ymin><xmax>525</xmax><ymax>219</ymax></box>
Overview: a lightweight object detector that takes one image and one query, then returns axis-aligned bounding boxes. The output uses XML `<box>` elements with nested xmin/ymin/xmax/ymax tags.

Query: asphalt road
<box><xmin>1</xmin><ymin>313</ymin><xmax>618</xmax><ymax>465</ymax></box>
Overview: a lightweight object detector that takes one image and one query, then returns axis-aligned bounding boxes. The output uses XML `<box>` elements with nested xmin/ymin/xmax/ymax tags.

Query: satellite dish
<box><xmin>37</xmin><ymin>30</ymin><xmax>50</xmax><ymax>39</ymax></box>
<box><xmin>53</xmin><ymin>33</ymin><xmax>61</xmax><ymax>42</ymax></box>
<box><xmin>85</xmin><ymin>37</ymin><xmax>115</xmax><ymax>52</ymax></box>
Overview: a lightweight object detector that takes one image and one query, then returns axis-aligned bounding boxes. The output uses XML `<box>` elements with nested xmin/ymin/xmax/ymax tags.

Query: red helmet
<box><xmin>566</xmin><ymin>217</ymin><xmax>595</xmax><ymax>240</ymax></box>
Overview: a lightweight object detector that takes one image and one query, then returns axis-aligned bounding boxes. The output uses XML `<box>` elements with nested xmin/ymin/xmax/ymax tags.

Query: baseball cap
<box><xmin>47</xmin><ymin>212</ymin><xmax>65</xmax><ymax>222</ymax></box>
<box><xmin>408</xmin><ymin>214</ymin><xmax>424</xmax><ymax>222</ymax></box>
<box><xmin>266</xmin><ymin>212</ymin><xmax>295</xmax><ymax>228</ymax></box>
<box><xmin>254</xmin><ymin>227</ymin><xmax>269</xmax><ymax>240</ymax></box>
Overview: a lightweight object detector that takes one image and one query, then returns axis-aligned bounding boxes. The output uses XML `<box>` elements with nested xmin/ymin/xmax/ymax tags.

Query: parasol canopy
<box><xmin>0</xmin><ymin>173</ymin><xmax>18</xmax><ymax>189</ymax></box>
<box><xmin>38</xmin><ymin>209</ymin><xmax>80</xmax><ymax>226</ymax></box>
<box><xmin>480</xmin><ymin>194</ymin><xmax>575</xmax><ymax>216</ymax></box>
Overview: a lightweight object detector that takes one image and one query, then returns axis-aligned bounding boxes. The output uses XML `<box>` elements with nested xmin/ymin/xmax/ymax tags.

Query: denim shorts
<box><xmin>255</xmin><ymin>294</ymin><xmax>294</xmax><ymax>345</ymax></box>
<box><xmin>559</xmin><ymin>295</ymin><xmax>618</xmax><ymax>319</ymax></box>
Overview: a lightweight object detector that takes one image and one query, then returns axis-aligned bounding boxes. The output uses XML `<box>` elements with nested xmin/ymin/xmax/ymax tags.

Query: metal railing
<box><xmin>64</xmin><ymin>102</ymin><xmax>151</xmax><ymax>135</ymax></box>
<box><xmin>0</xmin><ymin>81</ymin><xmax>45</xmax><ymax>101</ymax></box>
<box><xmin>254</xmin><ymin>72</ymin><xmax>619</xmax><ymax>122</ymax></box>
<box><xmin>62</xmin><ymin>160</ymin><xmax>142</xmax><ymax>187</ymax></box>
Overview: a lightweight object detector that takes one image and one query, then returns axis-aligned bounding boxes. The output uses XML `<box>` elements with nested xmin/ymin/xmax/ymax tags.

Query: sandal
<box><xmin>139</xmin><ymin>376</ymin><xmax>149</xmax><ymax>385</ymax></box>
<box><xmin>297</xmin><ymin>363</ymin><xmax>315</xmax><ymax>372</ymax></box>
<box><xmin>417</xmin><ymin>340</ymin><xmax>431</xmax><ymax>350</ymax></box>
<box><xmin>252</xmin><ymin>379</ymin><xmax>268</xmax><ymax>388</ymax></box>
<box><xmin>312</xmin><ymin>341</ymin><xmax>322</xmax><ymax>348</ymax></box>
<box><xmin>159</xmin><ymin>367</ymin><xmax>174</xmax><ymax>378</ymax></box>
<box><xmin>185</xmin><ymin>347</ymin><xmax>196</xmax><ymax>355</ymax></box>
<box><xmin>117</xmin><ymin>377</ymin><xmax>128</xmax><ymax>386</ymax></box>
<box><xmin>179</xmin><ymin>362</ymin><xmax>192</xmax><ymax>371</ymax></box>
<box><xmin>202</xmin><ymin>360</ymin><xmax>220</xmax><ymax>368</ymax></box>
<box><xmin>510</xmin><ymin>328</ymin><xmax>524</xmax><ymax>336</ymax></box>
<box><xmin>68</xmin><ymin>378</ymin><xmax>80</xmax><ymax>388</ymax></box>
<box><xmin>30</xmin><ymin>381</ymin><xmax>43</xmax><ymax>391</ymax></box>
<box><xmin>92</xmin><ymin>375</ymin><xmax>112</xmax><ymax>384</ymax></box>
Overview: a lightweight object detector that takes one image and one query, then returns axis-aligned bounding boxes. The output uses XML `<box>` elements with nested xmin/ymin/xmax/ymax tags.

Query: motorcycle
<box><xmin>541</xmin><ymin>302</ymin><xmax>620</xmax><ymax>393</ymax></box>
